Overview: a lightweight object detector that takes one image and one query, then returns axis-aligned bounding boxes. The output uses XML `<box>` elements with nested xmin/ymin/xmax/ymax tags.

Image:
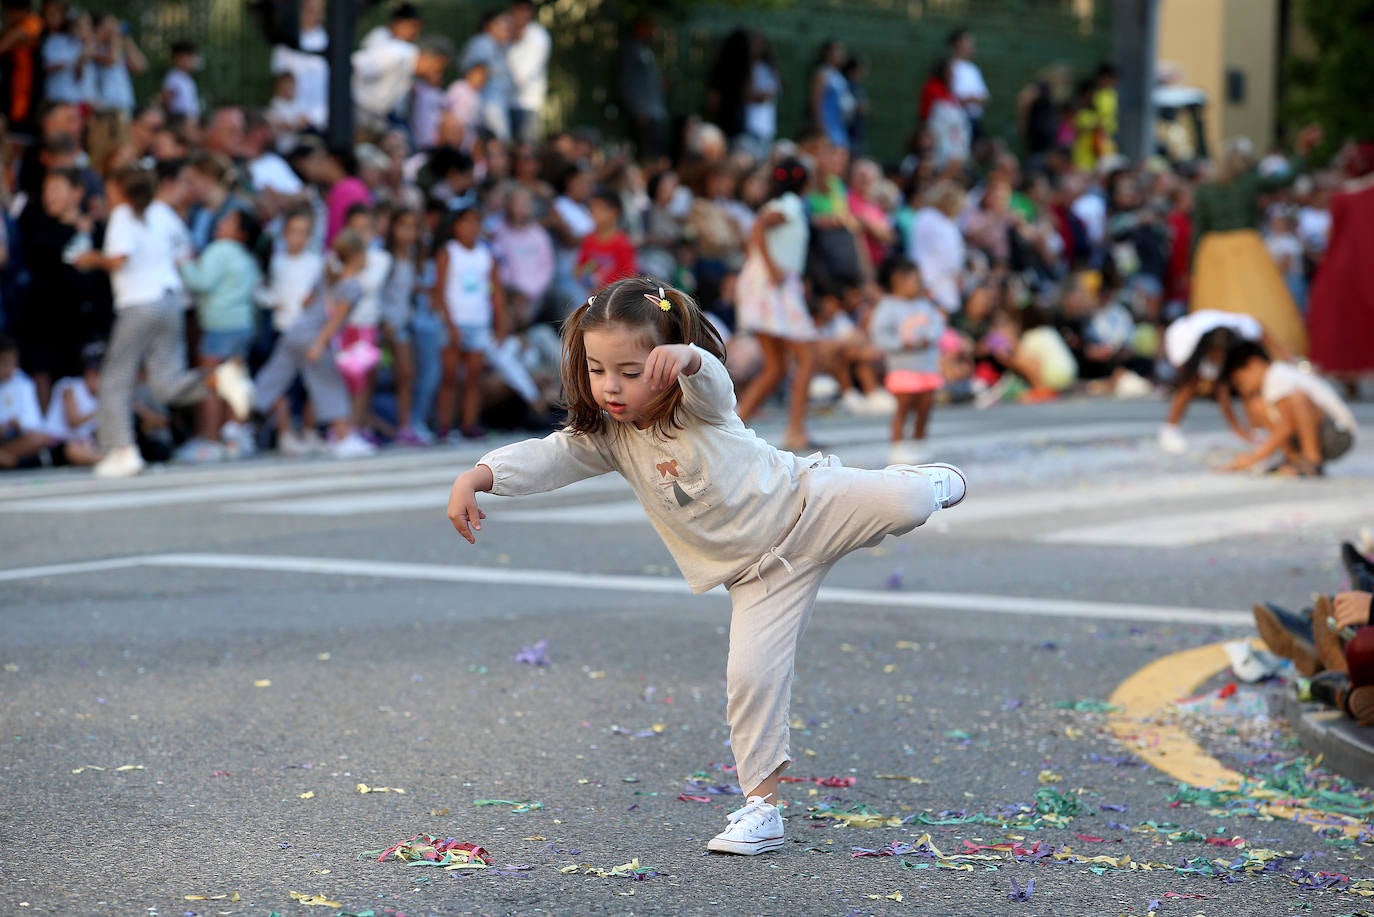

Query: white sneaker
<box><xmin>278</xmin><ymin>429</ymin><xmax>311</xmax><ymax>457</ymax></box>
<box><xmin>1114</xmin><ymin>370</ymin><xmax>1154</xmax><ymax>399</ymax></box>
<box><xmin>212</xmin><ymin>360</ymin><xmax>254</xmax><ymax>421</ymax></box>
<box><xmin>808</xmin><ymin>374</ymin><xmax>841</xmax><ymax>403</ymax></box>
<box><xmin>301</xmin><ymin>428</ymin><xmax>328</xmax><ymax>455</ymax></box>
<box><xmin>174</xmin><ymin>437</ymin><xmax>226</xmax><ymax>465</ymax></box>
<box><xmin>707</xmin><ymin>795</ymin><xmax>785</xmax><ymax>855</ymax></box>
<box><xmin>889</xmin><ymin>461</ymin><xmax>967</xmax><ymax>509</ymax></box>
<box><xmin>888</xmin><ymin>441</ymin><xmax>927</xmax><ymax>465</ymax></box>
<box><xmin>1158</xmin><ymin>423</ymin><xmax>1187</xmax><ymax>455</ymax></box>
<box><xmin>330</xmin><ymin>431</ymin><xmax>378</xmax><ymax>459</ymax></box>
<box><xmin>839</xmin><ymin>389</ymin><xmax>868</xmax><ymax>415</ymax></box>
<box><xmin>862</xmin><ymin>389</ymin><xmax>898</xmax><ymax>415</ymax></box>
<box><xmin>93</xmin><ymin>445</ymin><xmax>146</xmax><ymax>479</ymax></box>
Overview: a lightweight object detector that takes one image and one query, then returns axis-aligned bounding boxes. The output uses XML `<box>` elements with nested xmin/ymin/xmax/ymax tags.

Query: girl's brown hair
<box><xmin>112</xmin><ymin>165</ymin><xmax>155</xmax><ymax>217</ymax></box>
<box><xmin>560</xmin><ymin>276</ymin><xmax>727</xmax><ymax>437</ymax></box>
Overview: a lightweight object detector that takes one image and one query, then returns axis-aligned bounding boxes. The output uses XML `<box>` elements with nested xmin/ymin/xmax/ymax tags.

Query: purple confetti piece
<box><xmin>1146</xmin><ymin>900</ymin><xmax>1160</xmax><ymax>910</ymax></box>
<box><xmin>1100</xmin><ymin>803</ymin><xmax>1128</xmax><ymax>812</ymax></box>
<box><xmin>513</xmin><ymin>639</ymin><xmax>550</xmax><ymax>666</ymax></box>
<box><xmin>1003</xmin><ymin>698</ymin><xmax>1023</xmax><ymax>710</ymax></box>
<box><xmin>1008</xmin><ymin>877</ymin><xmax>1034</xmax><ymax>901</ymax></box>
<box><xmin>883</xmin><ymin>570</ymin><xmax>904</xmax><ymax>590</ymax></box>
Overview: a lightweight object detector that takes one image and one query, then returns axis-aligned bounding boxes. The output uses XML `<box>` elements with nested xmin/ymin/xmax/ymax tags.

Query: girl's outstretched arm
<box><xmin>447</xmin><ymin>464</ymin><xmax>494</xmax><ymax>543</ymax></box>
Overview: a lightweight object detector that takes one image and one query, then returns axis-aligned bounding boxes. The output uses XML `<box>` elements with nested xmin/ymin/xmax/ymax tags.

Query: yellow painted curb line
<box><xmin>1108</xmin><ymin>639</ymin><xmax>1365</xmax><ymax>837</ymax></box>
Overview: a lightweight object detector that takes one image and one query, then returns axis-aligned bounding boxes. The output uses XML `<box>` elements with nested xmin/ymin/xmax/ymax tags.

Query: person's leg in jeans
<box><xmin>410</xmin><ymin>309</ymin><xmax>444</xmax><ymax>434</ymax></box>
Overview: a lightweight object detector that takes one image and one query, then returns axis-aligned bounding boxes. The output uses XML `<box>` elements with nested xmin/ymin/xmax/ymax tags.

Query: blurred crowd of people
<box><xmin>0</xmin><ymin>0</ymin><xmax>1368</xmax><ymax>476</ymax></box>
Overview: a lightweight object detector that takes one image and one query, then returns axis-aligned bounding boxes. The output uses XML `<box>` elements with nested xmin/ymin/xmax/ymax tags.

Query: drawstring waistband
<box><xmin>769</xmin><ymin>547</ymin><xmax>794</xmax><ymax>575</ymax></box>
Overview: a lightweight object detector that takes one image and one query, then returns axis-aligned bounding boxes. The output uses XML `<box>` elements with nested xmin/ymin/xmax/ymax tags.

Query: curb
<box><xmin>1277</xmin><ymin>691</ymin><xmax>1374</xmax><ymax>787</ymax></box>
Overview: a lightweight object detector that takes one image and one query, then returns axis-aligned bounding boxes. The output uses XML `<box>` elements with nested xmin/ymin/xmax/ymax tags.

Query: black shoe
<box><xmin>1301</xmin><ymin>670</ymin><xmax>1352</xmax><ymax>709</ymax></box>
<box><xmin>1253</xmin><ymin>602</ymin><xmax>1320</xmax><ymax>676</ymax></box>
<box><xmin>1341</xmin><ymin>542</ymin><xmax>1374</xmax><ymax>593</ymax></box>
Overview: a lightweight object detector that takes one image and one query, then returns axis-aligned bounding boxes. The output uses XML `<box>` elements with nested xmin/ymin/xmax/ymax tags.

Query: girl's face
<box><xmin>214</xmin><ymin>209</ymin><xmax>241</xmax><ymax>242</ymax></box>
<box><xmin>282</xmin><ymin>214</ymin><xmax>312</xmax><ymax>253</ymax></box>
<box><xmin>392</xmin><ymin>212</ymin><xmax>419</xmax><ymax>249</ymax></box>
<box><xmin>583</xmin><ymin>324</ymin><xmax>658</xmax><ymax>429</ymax></box>
<box><xmin>453</xmin><ymin>211</ymin><xmax>481</xmax><ymax>247</ymax></box>
<box><xmin>891</xmin><ymin>267</ymin><xmax>921</xmax><ymax>299</ymax></box>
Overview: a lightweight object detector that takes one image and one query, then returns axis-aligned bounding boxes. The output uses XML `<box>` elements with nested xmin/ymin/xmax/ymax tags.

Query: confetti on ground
<box><xmin>865</xmin><ymin>891</ymin><xmax>904</xmax><ymax>902</ymax></box>
<box><xmin>298</xmin><ymin>791</ymin><xmax>315</xmax><ymax>799</ymax></box>
<box><xmin>780</xmin><ymin>775</ymin><xmax>857</xmax><ymax>788</ymax></box>
<box><xmin>559</xmin><ymin>858</ymin><xmax>661</xmax><ymax>880</ymax></box>
<box><xmin>184</xmin><ymin>892</ymin><xmax>240</xmax><ymax>901</ymax></box>
<box><xmin>1008</xmin><ymin>878</ymin><xmax>1035</xmax><ymax>901</ymax></box>
<box><xmin>288</xmin><ymin>891</ymin><xmax>341</xmax><ymax>907</ymax></box>
<box><xmin>473</xmin><ymin>798</ymin><xmax>543</xmax><ymax>812</ymax></box>
<box><xmin>874</xmin><ymin>774</ymin><xmax>928</xmax><ymax>784</ymax></box>
<box><xmin>356</xmin><ymin>783</ymin><xmax>405</xmax><ymax>794</ymax></box>
<box><xmin>364</xmin><ymin>834</ymin><xmax>492</xmax><ymax>870</ymax></box>
<box><xmin>513</xmin><ymin>639</ymin><xmax>550</xmax><ymax>666</ymax></box>
<box><xmin>71</xmin><ymin>764</ymin><xmax>144</xmax><ymax>774</ymax></box>
<box><xmin>254</xmin><ymin>679</ymin><xmax>272</xmax><ymax>688</ymax></box>
<box><xmin>1055</xmin><ymin>699</ymin><xmax>1121</xmax><ymax>712</ymax></box>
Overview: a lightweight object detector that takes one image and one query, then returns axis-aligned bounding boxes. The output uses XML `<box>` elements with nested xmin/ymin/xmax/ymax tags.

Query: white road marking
<box><xmin>1040</xmin><ymin>496</ymin><xmax>1374</xmax><ymax>547</ymax></box>
<box><xmin>0</xmin><ymin>551</ymin><xmax>1250</xmax><ymax>627</ymax></box>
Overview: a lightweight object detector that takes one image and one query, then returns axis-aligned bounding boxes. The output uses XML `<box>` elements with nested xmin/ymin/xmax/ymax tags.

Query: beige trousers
<box><xmin>724</xmin><ymin>458</ymin><xmax>938</xmax><ymax>794</ymax></box>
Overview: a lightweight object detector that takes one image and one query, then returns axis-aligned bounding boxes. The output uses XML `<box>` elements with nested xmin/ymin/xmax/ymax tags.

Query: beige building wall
<box><xmin>1157</xmin><ymin>0</ymin><xmax>1280</xmax><ymax>156</ymax></box>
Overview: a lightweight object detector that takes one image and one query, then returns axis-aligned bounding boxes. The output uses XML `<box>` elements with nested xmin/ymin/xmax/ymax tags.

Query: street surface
<box><xmin>4</xmin><ymin>396</ymin><xmax>1374</xmax><ymax>916</ymax></box>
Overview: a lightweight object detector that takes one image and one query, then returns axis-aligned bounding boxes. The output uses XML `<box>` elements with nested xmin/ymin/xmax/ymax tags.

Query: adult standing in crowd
<box><xmin>807</xmin><ymin>39</ymin><xmax>851</xmax><ymax>151</ymax></box>
<box><xmin>947</xmin><ymin>29</ymin><xmax>989</xmax><ymax>143</ymax></box>
<box><xmin>0</xmin><ymin>0</ymin><xmax>45</xmax><ymax>141</ymax></box>
<box><xmin>741</xmin><ymin>31</ymin><xmax>780</xmax><ymax>158</ymax></box>
<box><xmin>907</xmin><ymin>180</ymin><xmax>966</xmax><ymax>315</ymax></box>
<box><xmin>507</xmin><ymin>0</ymin><xmax>549</xmax><ymax>144</ymax></box>
<box><xmin>1191</xmin><ymin>125</ymin><xmax>1322</xmax><ymax>357</ymax></box>
<box><xmin>461</xmin><ymin>9</ymin><xmax>514</xmax><ymax>143</ymax></box>
<box><xmin>619</xmin><ymin>16</ymin><xmax>667</xmax><ymax>161</ymax></box>
<box><xmin>1306</xmin><ymin>140</ymin><xmax>1374</xmax><ymax>387</ymax></box>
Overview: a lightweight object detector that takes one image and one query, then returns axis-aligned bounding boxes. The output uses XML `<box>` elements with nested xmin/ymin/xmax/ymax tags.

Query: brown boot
<box><xmin>1347</xmin><ymin>686</ymin><xmax>1374</xmax><ymax>727</ymax></box>
<box><xmin>1313</xmin><ymin>595</ymin><xmax>1350</xmax><ymax>675</ymax></box>
<box><xmin>1252</xmin><ymin>603</ymin><xmax>1321</xmax><ymax>676</ymax></box>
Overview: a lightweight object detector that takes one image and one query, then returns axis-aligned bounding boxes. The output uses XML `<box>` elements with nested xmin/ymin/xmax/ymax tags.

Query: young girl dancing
<box><xmin>446</xmin><ymin>277</ymin><xmax>966</xmax><ymax>856</ymax></box>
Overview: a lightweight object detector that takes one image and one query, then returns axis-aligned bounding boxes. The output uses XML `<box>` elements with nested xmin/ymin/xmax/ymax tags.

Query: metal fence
<box><xmin>81</xmin><ymin>0</ymin><xmax>1110</xmax><ymax>161</ymax></box>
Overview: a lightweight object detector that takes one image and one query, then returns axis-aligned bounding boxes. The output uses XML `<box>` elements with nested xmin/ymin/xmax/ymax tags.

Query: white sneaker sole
<box><xmin>706</xmin><ymin>834</ymin><xmax>785</xmax><ymax>855</ymax></box>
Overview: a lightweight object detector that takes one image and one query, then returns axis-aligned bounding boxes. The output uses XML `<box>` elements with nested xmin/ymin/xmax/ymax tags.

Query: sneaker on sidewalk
<box><xmin>889</xmin><ymin>462</ymin><xmax>967</xmax><ymax>510</ymax></box>
<box><xmin>175</xmin><ymin>437</ymin><xmax>226</xmax><ymax>465</ymax></box>
<box><xmin>278</xmin><ymin>429</ymin><xmax>311</xmax><ymax>457</ymax></box>
<box><xmin>93</xmin><ymin>444</ymin><xmax>146</xmax><ymax>479</ymax></box>
<box><xmin>330</xmin><ymin>431</ymin><xmax>378</xmax><ymax>459</ymax></box>
<box><xmin>862</xmin><ymin>389</ymin><xmax>897</xmax><ymax>415</ymax></box>
<box><xmin>839</xmin><ymin>389</ymin><xmax>868</xmax><ymax>415</ymax></box>
<box><xmin>707</xmin><ymin>795</ymin><xmax>785</xmax><ymax>855</ymax></box>
<box><xmin>888</xmin><ymin>441</ymin><xmax>927</xmax><ymax>465</ymax></box>
<box><xmin>1158</xmin><ymin>423</ymin><xmax>1188</xmax><ymax>455</ymax></box>
<box><xmin>212</xmin><ymin>359</ymin><xmax>254</xmax><ymax>421</ymax></box>
<box><xmin>1251</xmin><ymin>603</ymin><xmax>1319</xmax><ymax>676</ymax></box>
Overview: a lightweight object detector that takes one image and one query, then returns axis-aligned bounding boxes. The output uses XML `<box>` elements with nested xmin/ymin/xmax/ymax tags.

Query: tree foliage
<box><xmin>1284</xmin><ymin>0</ymin><xmax>1374</xmax><ymax>146</ymax></box>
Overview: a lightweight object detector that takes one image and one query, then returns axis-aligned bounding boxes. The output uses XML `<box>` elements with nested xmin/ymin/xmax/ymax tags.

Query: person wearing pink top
<box><xmin>322</xmin><ymin>148</ymin><xmax>374</xmax><ymax>244</ymax></box>
<box><xmin>490</xmin><ymin>186</ymin><xmax>554</xmax><ymax>324</ymax></box>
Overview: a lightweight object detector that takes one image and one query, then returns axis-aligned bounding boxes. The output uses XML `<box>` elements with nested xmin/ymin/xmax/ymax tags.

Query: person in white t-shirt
<box><xmin>72</xmin><ymin>166</ymin><xmax>252</xmax><ymax>478</ymax></box>
<box><xmin>40</xmin><ymin>0</ymin><xmax>88</xmax><ymax>105</ymax></box>
<box><xmin>947</xmin><ymin>28</ymin><xmax>988</xmax><ymax>140</ymax></box>
<box><xmin>506</xmin><ymin>0</ymin><xmax>550</xmax><ymax>143</ymax></box>
<box><xmin>41</xmin><ymin>343</ymin><xmax>103</xmax><ymax>466</ymax></box>
<box><xmin>161</xmin><ymin>40</ymin><xmax>201</xmax><ymax>120</ymax></box>
<box><xmin>1222</xmin><ymin>340</ymin><xmax>1357</xmax><ymax>475</ymax></box>
<box><xmin>0</xmin><ymin>334</ymin><xmax>51</xmax><ymax>470</ymax></box>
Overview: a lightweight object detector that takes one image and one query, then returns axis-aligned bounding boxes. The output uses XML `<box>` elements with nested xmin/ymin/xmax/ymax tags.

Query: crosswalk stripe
<box><xmin>1040</xmin><ymin>495</ymin><xmax>1374</xmax><ymax>547</ymax></box>
<box><xmin>0</xmin><ymin>551</ymin><xmax>1251</xmax><ymax>627</ymax></box>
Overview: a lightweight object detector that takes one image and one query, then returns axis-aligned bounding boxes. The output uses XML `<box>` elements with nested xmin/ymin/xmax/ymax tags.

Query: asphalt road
<box><xmin>4</xmin><ymin>395</ymin><xmax>1374</xmax><ymax>917</ymax></box>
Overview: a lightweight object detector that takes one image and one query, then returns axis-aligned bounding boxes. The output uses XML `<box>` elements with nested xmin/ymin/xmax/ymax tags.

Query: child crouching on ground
<box><xmin>1221</xmin><ymin>341</ymin><xmax>1357</xmax><ymax>476</ymax></box>
<box><xmin>446</xmin><ymin>277</ymin><xmax>967</xmax><ymax>856</ymax></box>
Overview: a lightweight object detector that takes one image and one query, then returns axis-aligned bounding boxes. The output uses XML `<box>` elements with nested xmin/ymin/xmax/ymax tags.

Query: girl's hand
<box><xmin>446</xmin><ymin>475</ymin><xmax>488</xmax><ymax>544</ymax></box>
<box><xmin>644</xmin><ymin>344</ymin><xmax>700</xmax><ymax>393</ymax></box>
<box><xmin>1334</xmin><ymin>591</ymin><xmax>1373</xmax><ymax>630</ymax></box>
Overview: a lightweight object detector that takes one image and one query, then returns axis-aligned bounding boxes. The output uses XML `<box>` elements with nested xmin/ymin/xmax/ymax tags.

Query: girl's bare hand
<box><xmin>446</xmin><ymin>476</ymin><xmax>488</xmax><ymax>544</ymax></box>
<box><xmin>644</xmin><ymin>344</ymin><xmax>698</xmax><ymax>393</ymax></box>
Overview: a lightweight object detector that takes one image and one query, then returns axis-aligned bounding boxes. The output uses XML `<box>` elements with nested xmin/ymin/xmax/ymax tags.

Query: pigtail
<box><xmin>560</xmin><ymin>296</ymin><xmax>605</xmax><ymax>435</ymax></box>
<box><xmin>660</xmin><ymin>285</ymin><xmax>727</xmax><ymax>362</ymax></box>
